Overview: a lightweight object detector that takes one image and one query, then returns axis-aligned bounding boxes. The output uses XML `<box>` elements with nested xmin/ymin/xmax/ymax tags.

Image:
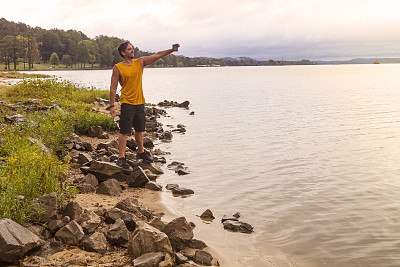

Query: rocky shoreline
<box><xmin>0</xmin><ymin>98</ymin><xmax>254</xmax><ymax>266</ymax></box>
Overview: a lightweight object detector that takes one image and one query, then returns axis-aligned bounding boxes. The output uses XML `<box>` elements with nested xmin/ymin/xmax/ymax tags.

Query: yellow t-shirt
<box><xmin>116</xmin><ymin>59</ymin><xmax>145</xmax><ymax>105</ymax></box>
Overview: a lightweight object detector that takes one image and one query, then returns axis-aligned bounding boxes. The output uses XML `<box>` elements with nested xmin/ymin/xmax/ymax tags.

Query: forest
<box><xmin>0</xmin><ymin>18</ymin><xmax>314</xmax><ymax>70</ymax></box>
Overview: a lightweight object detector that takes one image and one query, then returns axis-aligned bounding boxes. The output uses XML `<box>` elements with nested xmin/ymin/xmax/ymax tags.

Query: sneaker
<box><xmin>116</xmin><ymin>157</ymin><xmax>130</xmax><ymax>169</ymax></box>
<box><xmin>136</xmin><ymin>152</ymin><xmax>154</xmax><ymax>164</ymax></box>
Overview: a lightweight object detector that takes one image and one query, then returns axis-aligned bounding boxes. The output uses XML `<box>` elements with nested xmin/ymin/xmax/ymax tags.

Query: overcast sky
<box><xmin>2</xmin><ymin>0</ymin><xmax>400</xmax><ymax>60</ymax></box>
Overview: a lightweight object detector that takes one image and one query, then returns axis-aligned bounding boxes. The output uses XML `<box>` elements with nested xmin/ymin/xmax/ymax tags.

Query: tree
<box><xmin>37</xmin><ymin>31</ymin><xmax>64</xmax><ymax>62</ymax></box>
<box><xmin>61</xmin><ymin>54</ymin><xmax>72</xmax><ymax>67</ymax></box>
<box><xmin>50</xmin><ymin>52</ymin><xmax>60</xmax><ymax>67</ymax></box>
<box><xmin>25</xmin><ymin>34</ymin><xmax>41</xmax><ymax>69</ymax></box>
<box><xmin>1</xmin><ymin>35</ymin><xmax>23</xmax><ymax>70</ymax></box>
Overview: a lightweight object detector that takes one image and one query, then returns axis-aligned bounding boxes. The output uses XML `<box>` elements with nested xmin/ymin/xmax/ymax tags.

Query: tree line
<box><xmin>0</xmin><ymin>18</ymin><xmax>314</xmax><ymax>70</ymax></box>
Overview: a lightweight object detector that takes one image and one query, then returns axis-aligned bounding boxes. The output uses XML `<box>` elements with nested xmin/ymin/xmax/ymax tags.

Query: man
<box><xmin>109</xmin><ymin>41</ymin><xmax>180</xmax><ymax>169</ymax></box>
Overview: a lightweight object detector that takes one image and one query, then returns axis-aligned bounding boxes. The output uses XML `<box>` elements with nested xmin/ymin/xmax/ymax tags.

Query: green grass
<box><xmin>0</xmin><ymin>77</ymin><xmax>117</xmax><ymax>225</ymax></box>
<box><xmin>1</xmin><ymin>63</ymin><xmax>108</xmax><ymax>71</ymax></box>
<box><xmin>1</xmin><ymin>71</ymin><xmax>49</xmax><ymax>79</ymax></box>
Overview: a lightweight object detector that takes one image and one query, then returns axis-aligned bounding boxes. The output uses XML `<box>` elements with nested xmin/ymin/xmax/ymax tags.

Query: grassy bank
<box><xmin>0</xmin><ymin>77</ymin><xmax>117</xmax><ymax>225</ymax></box>
<box><xmin>1</xmin><ymin>63</ymin><xmax>109</xmax><ymax>72</ymax></box>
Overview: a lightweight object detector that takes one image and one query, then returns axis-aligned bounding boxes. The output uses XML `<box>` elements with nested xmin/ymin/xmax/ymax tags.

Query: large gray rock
<box><xmin>104</xmin><ymin>208</ymin><xmax>136</xmax><ymax>231</ymax></box>
<box><xmin>47</xmin><ymin>216</ymin><xmax>70</xmax><ymax>234</ymax></box>
<box><xmin>81</xmin><ymin>232</ymin><xmax>107</xmax><ymax>254</ymax></box>
<box><xmin>0</xmin><ymin>219</ymin><xmax>44</xmax><ymax>262</ymax></box>
<box><xmin>87</xmin><ymin>126</ymin><xmax>104</xmax><ymax>138</ymax></box>
<box><xmin>96</xmin><ymin>179</ymin><xmax>122</xmax><ymax>196</ymax></box>
<box><xmin>54</xmin><ymin>220</ymin><xmax>85</xmax><ymax>245</ymax></box>
<box><xmin>63</xmin><ymin>201</ymin><xmax>83</xmax><ymax>222</ymax></box>
<box><xmin>133</xmin><ymin>252</ymin><xmax>165</xmax><ymax>267</ymax></box>
<box><xmin>76</xmin><ymin>152</ymin><xmax>92</xmax><ymax>165</ymax></box>
<box><xmin>126</xmin><ymin>166</ymin><xmax>150</xmax><ymax>187</ymax></box>
<box><xmin>85</xmin><ymin>160</ymin><xmax>132</xmax><ymax>182</ymax></box>
<box><xmin>31</xmin><ymin>192</ymin><xmax>58</xmax><ymax>223</ymax></box>
<box><xmin>171</xmin><ymin>187</ymin><xmax>194</xmax><ymax>196</ymax></box>
<box><xmin>82</xmin><ymin>173</ymin><xmax>99</xmax><ymax>188</ymax></box>
<box><xmin>106</xmin><ymin>218</ymin><xmax>130</xmax><ymax>247</ymax></box>
<box><xmin>4</xmin><ymin>113</ymin><xmax>25</xmax><ymax>124</ymax></box>
<box><xmin>128</xmin><ymin>222</ymin><xmax>172</xmax><ymax>258</ymax></box>
<box><xmin>193</xmin><ymin>250</ymin><xmax>213</xmax><ymax>266</ymax></box>
<box><xmin>200</xmin><ymin>209</ymin><xmax>215</xmax><ymax>220</ymax></box>
<box><xmin>80</xmin><ymin>211</ymin><xmax>101</xmax><ymax>234</ymax></box>
<box><xmin>114</xmin><ymin>198</ymin><xmax>139</xmax><ymax>212</ymax></box>
<box><xmin>223</xmin><ymin>220</ymin><xmax>254</xmax><ymax>233</ymax></box>
<box><xmin>162</xmin><ymin>217</ymin><xmax>194</xmax><ymax>251</ymax></box>
<box><xmin>28</xmin><ymin>138</ymin><xmax>53</xmax><ymax>154</ymax></box>
<box><xmin>143</xmin><ymin>137</ymin><xmax>154</xmax><ymax>148</ymax></box>
<box><xmin>139</xmin><ymin>162</ymin><xmax>164</xmax><ymax>175</ymax></box>
<box><xmin>145</xmin><ymin>181</ymin><xmax>162</xmax><ymax>191</ymax></box>
<box><xmin>96</xmin><ymin>140</ymin><xmax>118</xmax><ymax>151</ymax></box>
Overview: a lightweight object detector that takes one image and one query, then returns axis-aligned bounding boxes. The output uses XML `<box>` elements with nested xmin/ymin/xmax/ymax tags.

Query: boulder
<box><xmin>158</xmin><ymin>131</ymin><xmax>173</xmax><ymax>140</ymax></box>
<box><xmin>128</xmin><ymin>222</ymin><xmax>172</xmax><ymax>258</ymax></box>
<box><xmin>81</xmin><ymin>232</ymin><xmax>107</xmax><ymax>254</ymax></box>
<box><xmin>96</xmin><ymin>179</ymin><xmax>122</xmax><ymax>196</ymax></box>
<box><xmin>171</xmin><ymin>187</ymin><xmax>194</xmax><ymax>196</ymax></box>
<box><xmin>162</xmin><ymin>217</ymin><xmax>194</xmax><ymax>251</ymax></box>
<box><xmin>27</xmin><ymin>224</ymin><xmax>52</xmax><ymax>240</ymax></box>
<box><xmin>54</xmin><ymin>220</ymin><xmax>85</xmax><ymax>245</ymax></box>
<box><xmin>76</xmin><ymin>183</ymin><xmax>96</xmax><ymax>194</ymax></box>
<box><xmin>187</xmin><ymin>239</ymin><xmax>207</xmax><ymax>250</ymax></box>
<box><xmin>87</xmin><ymin>126</ymin><xmax>103</xmax><ymax>138</ymax></box>
<box><xmin>143</xmin><ymin>137</ymin><xmax>154</xmax><ymax>148</ymax></box>
<box><xmin>0</xmin><ymin>219</ymin><xmax>44</xmax><ymax>262</ymax></box>
<box><xmin>4</xmin><ymin>113</ymin><xmax>25</xmax><ymax>124</ymax></box>
<box><xmin>138</xmin><ymin>161</ymin><xmax>164</xmax><ymax>175</ymax></box>
<box><xmin>47</xmin><ymin>216</ymin><xmax>70</xmax><ymax>234</ymax></box>
<box><xmin>31</xmin><ymin>192</ymin><xmax>58</xmax><ymax>223</ymax></box>
<box><xmin>80</xmin><ymin>211</ymin><xmax>102</xmax><ymax>234</ymax></box>
<box><xmin>145</xmin><ymin>181</ymin><xmax>162</xmax><ymax>191</ymax></box>
<box><xmin>126</xmin><ymin>138</ymin><xmax>137</xmax><ymax>150</ymax></box>
<box><xmin>222</xmin><ymin>220</ymin><xmax>254</xmax><ymax>234</ymax></box>
<box><xmin>200</xmin><ymin>209</ymin><xmax>215</xmax><ymax>220</ymax></box>
<box><xmin>76</xmin><ymin>152</ymin><xmax>92</xmax><ymax>165</ymax></box>
<box><xmin>96</xmin><ymin>140</ymin><xmax>118</xmax><ymax>151</ymax></box>
<box><xmin>159</xmin><ymin>253</ymin><xmax>174</xmax><ymax>267</ymax></box>
<box><xmin>63</xmin><ymin>201</ymin><xmax>83</xmax><ymax>222</ymax></box>
<box><xmin>126</xmin><ymin>166</ymin><xmax>150</xmax><ymax>187</ymax></box>
<box><xmin>82</xmin><ymin>173</ymin><xmax>98</xmax><ymax>187</ymax></box>
<box><xmin>80</xmin><ymin>141</ymin><xmax>93</xmax><ymax>151</ymax></box>
<box><xmin>193</xmin><ymin>250</ymin><xmax>213</xmax><ymax>266</ymax></box>
<box><xmin>104</xmin><ymin>208</ymin><xmax>137</xmax><ymax>231</ymax></box>
<box><xmin>148</xmin><ymin>217</ymin><xmax>166</xmax><ymax>231</ymax></box>
<box><xmin>221</xmin><ymin>214</ymin><xmax>239</xmax><ymax>223</ymax></box>
<box><xmin>106</xmin><ymin>218</ymin><xmax>130</xmax><ymax>247</ymax></box>
<box><xmin>175</xmin><ymin>253</ymin><xmax>189</xmax><ymax>265</ymax></box>
<box><xmin>190</xmin><ymin>111</ymin><xmax>195</xmax><ymax>115</ymax></box>
<box><xmin>98</xmin><ymin>132</ymin><xmax>109</xmax><ymax>139</ymax></box>
<box><xmin>85</xmin><ymin>160</ymin><xmax>132</xmax><ymax>182</ymax></box>
<box><xmin>166</xmin><ymin>184</ymin><xmax>179</xmax><ymax>190</ymax></box>
<box><xmin>114</xmin><ymin>198</ymin><xmax>139</xmax><ymax>212</ymax></box>
<box><xmin>133</xmin><ymin>252</ymin><xmax>165</xmax><ymax>267</ymax></box>
<box><xmin>178</xmin><ymin>100</ymin><xmax>190</xmax><ymax>108</ymax></box>
<box><xmin>28</xmin><ymin>138</ymin><xmax>53</xmax><ymax>154</ymax></box>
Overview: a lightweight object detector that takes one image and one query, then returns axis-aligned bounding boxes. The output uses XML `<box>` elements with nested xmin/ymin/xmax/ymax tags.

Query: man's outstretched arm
<box><xmin>139</xmin><ymin>44</ymin><xmax>180</xmax><ymax>68</ymax></box>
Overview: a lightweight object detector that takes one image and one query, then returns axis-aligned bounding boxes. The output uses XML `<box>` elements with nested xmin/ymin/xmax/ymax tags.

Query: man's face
<box><xmin>123</xmin><ymin>44</ymin><xmax>134</xmax><ymax>59</ymax></box>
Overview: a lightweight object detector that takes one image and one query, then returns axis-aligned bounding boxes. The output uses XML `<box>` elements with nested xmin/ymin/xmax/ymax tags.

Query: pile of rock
<box><xmin>0</xmin><ymin>195</ymin><xmax>219</xmax><ymax>266</ymax></box>
<box><xmin>158</xmin><ymin>100</ymin><xmax>190</xmax><ymax>109</ymax></box>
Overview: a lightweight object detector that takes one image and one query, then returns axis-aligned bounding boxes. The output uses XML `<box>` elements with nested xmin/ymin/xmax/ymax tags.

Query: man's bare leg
<box><xmin>118</xmin><ymin>133</ymin><xmax>128</xmax><ymax>158</ymax></box>
<box><xmin>135</xmin><ymin>131</ymin><xmax>144</xmax><ymax>153</ymax></box>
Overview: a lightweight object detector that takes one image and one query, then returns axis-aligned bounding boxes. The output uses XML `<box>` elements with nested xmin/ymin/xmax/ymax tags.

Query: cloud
<box><xmin>1</xmin><ymin>0</ymin><xmax>400</xmax><ymax>60</ymax></box>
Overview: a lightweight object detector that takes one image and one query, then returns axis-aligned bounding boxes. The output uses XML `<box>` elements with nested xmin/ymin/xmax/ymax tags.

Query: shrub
<box><xmin>0</xmin><ymin>126</ymin><xmax>71</xmax><ymax>225</ymax></box>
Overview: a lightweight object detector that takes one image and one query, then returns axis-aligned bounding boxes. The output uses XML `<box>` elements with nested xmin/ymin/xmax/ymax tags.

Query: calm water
<box><xmin>30</xmin><ymin>65</ymin><xmax>400</xmax><ymax>266</ymax></box>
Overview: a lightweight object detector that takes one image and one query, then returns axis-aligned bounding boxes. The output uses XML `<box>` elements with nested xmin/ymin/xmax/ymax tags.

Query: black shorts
<box><xmin>119</xmin><ymin>103</ymin><xmax>146</xmax><ymax>134</ymax></box>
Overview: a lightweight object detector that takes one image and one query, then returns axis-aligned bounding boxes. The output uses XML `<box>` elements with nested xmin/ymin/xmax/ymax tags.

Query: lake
<box><xmin>29</xmin><ymin>65</ymin><xmax>400</xmax><ymax>266</ymax></box>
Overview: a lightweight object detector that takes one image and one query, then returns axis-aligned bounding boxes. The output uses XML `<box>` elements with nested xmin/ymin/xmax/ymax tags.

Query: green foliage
<box><xmin>0</xmin><ymin>126</ymin><xmax>70</xmax><ymax>225</ymax></box>
<box><xmin>50</xmin><ymin>52</ymin><xmax>60</xmax><ymax>66</ymax></box>
<box><xmin>0</xmin><ymin>78</ymin><xmax>117</xmax><ymax>224</ymax></box>
<box><xmin>61</xmin><ymin>54</ymin><xmax>73</xmax><ymax>67</ymax></box>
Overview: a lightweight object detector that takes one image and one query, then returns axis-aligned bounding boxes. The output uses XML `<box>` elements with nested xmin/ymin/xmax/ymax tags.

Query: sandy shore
<box><xmin>0</xmin><ymin>77</ymin><xmax>18</xmax><ymax>86</ymax></box>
